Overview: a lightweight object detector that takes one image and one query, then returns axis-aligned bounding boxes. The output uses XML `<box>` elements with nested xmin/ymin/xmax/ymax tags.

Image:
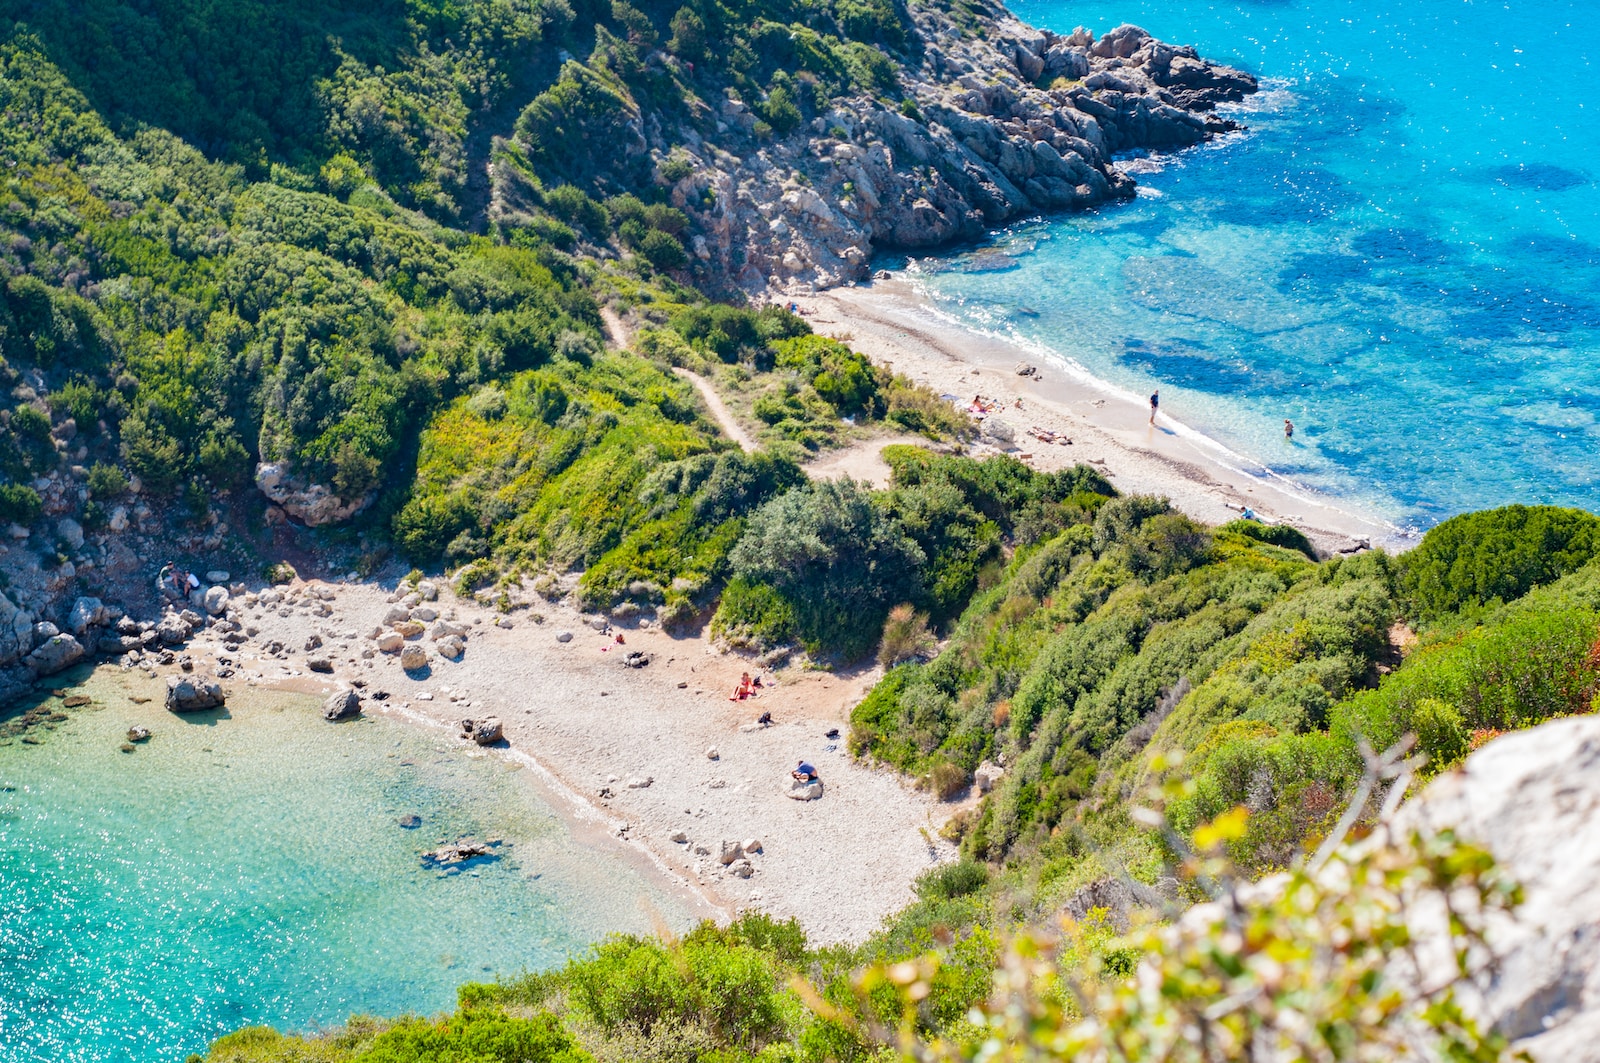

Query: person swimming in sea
<box><xmin>1285</xmin><ymin>419</ymin><xmax>1294</xmax><ymax>439</ymax></box>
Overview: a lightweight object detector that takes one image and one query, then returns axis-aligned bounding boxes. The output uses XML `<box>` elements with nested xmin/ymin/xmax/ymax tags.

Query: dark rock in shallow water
<box><xmin>421</xmin><ymin>838</ymin><xmax>501</xmax><ymax>867</ymax></box>
<box><xmin>321</xmin><ymin>689</ymin><xmax>361</xmax><ymax>721</ymax></box>
<box><xmin>165</xmin><ymin>674</ymin><xmax>225</xmax><ymax>712</ymax></box>
<box><xmin>126</xmin><ymin>726</ymin><xmax>152</xmax><ymax>742</ymax></box>
<box><xmin>398</xmin><ymin>813</ymin><xmax>422</xmax><ymax>828</ymax></box>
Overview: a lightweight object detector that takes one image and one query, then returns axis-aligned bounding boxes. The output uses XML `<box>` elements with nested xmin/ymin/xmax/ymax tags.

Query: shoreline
<box><xmin>793</xmin><ymin>279</ymin><xmax>1407</xmax><ymax>557</ymax></box>
<box><xmin>167</xmin><ymin>577</ymin><xmax>956</xmax><ymax>948</ymax></box>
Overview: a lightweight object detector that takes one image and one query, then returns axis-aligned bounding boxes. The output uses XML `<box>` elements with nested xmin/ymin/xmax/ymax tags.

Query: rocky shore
<box><xmin>3</xmin><ymin>566</ymin><xmax>954</xmax><ymax>944</ymax></box>
<box><xmin>494</xmin><ymin>16</ymin><xmax>1256</xmax><ymax>292</ymax></box>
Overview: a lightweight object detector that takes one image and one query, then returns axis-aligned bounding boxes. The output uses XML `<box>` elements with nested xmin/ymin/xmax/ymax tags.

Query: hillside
<box><xmin>5</xmin><ymin>2</ymin><xmax>1595</xmax><ymax>1061</ymax></box>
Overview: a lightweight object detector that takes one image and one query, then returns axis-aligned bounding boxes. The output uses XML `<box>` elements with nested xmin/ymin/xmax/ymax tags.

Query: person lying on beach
<box><xmin>729</xmin><ymin>672</ymin><xmax>756</xmax><ymax>701</ymax></box>
<box><xmin>792</xmin><ymin>760</ymin><xmax>818</xmax><ymax>782</ymax></box>
<box><xmin>757</xmin><ymin>710</ymin><xmax>773</xmax><ymax>726</ymax></box>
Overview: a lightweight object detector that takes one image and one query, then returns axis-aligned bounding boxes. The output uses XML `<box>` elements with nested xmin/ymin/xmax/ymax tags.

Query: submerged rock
<box><xmin>165</xmin><ymin>675</ymin><xmax>225</xmax><ymax>713</ymax></box>
<box><xmin>421</xmin><ymin>838</ymin><xmax>500</xmax><ymax>867</ymax></box>
<box><xmin>321</xmin><ymin>689</ymin><xmax>361</xmax><ymax>721</ymax></box>
<box><xmin>126</xmin><ymin>726</ymin><xmax>152</xmax><ymax>743</ymax></box>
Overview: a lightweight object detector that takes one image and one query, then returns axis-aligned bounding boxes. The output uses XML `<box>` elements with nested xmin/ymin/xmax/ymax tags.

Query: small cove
<box><xmin>905</xmin><ymin>0</ymin><xmax>1600</xmax><ymax>535</ymax></box>
<box><xmin>0</xmin><ymin>666</ymin><xmax>695</xmax><ymax>1063</ymax></box>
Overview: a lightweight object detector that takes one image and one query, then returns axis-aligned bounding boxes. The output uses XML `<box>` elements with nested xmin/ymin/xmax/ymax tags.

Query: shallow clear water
<box><xmin>907</xmin><ymin>0</ymin><xmax>1600</xmax><ymax>534</ymax></box>
<box><xmin>0</xmin><ymin>668</ymin><xmax>692</xmax><ymax>1062</ymax></box>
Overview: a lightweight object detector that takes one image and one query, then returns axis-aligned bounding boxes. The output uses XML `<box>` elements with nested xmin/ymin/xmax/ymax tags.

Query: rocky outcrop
<box><xmin>254</xmin><ymin>462</ymin><xmax>371</xmax><ymax>527</ymax></box>
<box><xmin>492</xmin><ymin>12</ymin><xmax>1254</xmax><ymax>292</ymax></box>
<box><xmin>1396</xmin><ymin>715</ymin><xmax>1600</xmax><ymax>1060</ymax></box>
<box><xmin>165</xmin><ymin>674</ymin><xmax>225</xmax><ymax>712</ymax></box>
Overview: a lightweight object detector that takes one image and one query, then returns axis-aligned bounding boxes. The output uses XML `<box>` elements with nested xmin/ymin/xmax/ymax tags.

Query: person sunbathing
<box><xmin>792</xmin><ymin>760</ymin><xmax>818</xmax><ymax>782</ymax></box>
<box><xmin>729</xmin><ymin>672</ymin><xmax>756</xmax><ymax>701</ymax></box>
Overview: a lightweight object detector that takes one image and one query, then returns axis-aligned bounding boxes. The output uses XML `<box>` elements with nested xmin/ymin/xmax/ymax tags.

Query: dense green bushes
<box><xmin>1400</xmin><ymin>504</ymin><xmax>1600</xmax><ymax>621</ymax></box>
<box><xmin>713</xmin><ymin>452</ymin><xmax>1115</xmax><ymax>659</ymax></box>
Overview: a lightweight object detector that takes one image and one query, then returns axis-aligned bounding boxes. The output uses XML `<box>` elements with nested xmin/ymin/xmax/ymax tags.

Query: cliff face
<box><xmin>1397</xmin><ymin>715</ymin><xmax>1600</xmax><ymax>1061</ymax></box>
<box><xmin>493</xmin><ymin>14</ymin><xmax>1256</xmax><ymax>292</ymax></box>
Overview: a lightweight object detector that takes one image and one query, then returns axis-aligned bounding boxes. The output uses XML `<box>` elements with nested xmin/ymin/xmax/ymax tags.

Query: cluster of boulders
<box><xmin>671</xmin><ymin>832</ymin><xmax>763</xmax><ymax>880</ymax></box>
<box><xmin>364</xmin><ymin>579</ymin><xmax>474</xmax><ymax>674</ymax></box>
<box><xmin>493</xmin><ymin>4</ymin><xmax>1256</xmax><ymax>292</ymax></box>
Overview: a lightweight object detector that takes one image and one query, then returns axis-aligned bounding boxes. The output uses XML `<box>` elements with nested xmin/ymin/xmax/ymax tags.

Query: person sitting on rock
<box><xmin>792</xmin><ymin>760</ymin><xmax>817</xmax><ymax>782</ymax></box>
<box><xmin>729</xmin><ymin>672</ymin><xmax>756</xmax><ymax>701</ymax></box>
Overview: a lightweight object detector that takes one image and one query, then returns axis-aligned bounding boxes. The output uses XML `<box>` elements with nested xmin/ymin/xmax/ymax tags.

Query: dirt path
<box><xmin>802</xmin><ymin>432</ymin><xmax>931</xmax><ymax>488</ymax></box>
<box><xmin>599</xmin><ymin>306</ymin><xmax>631</xmax><ymax>349</ymax></box>
<box><xmin>673</xmin><ymin>367</ymin><xmax>757</xmax><ymax>455</ymax></box>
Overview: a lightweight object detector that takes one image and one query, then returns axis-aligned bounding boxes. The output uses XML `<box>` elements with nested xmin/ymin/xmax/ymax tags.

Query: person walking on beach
<box><xmin>1284</xmin><ymin>419</ymin><xmax>1294</xmax><ymax>440</ymax></box>
<box><xmin>1149</xmin><ymin>390</ymin><xmax>1159</xmax><ymax>424</ymax></box>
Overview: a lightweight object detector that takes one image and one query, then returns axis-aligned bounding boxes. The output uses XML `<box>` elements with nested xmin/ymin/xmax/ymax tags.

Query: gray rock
<box><xmin>116</xmin><ymin>615</ymin><xmax>141</xmax><ymax>635</ymax></box>
<box><xmin>203</xmin><ymin>585</ymin><xmax>229</xmax><ymax>616</ymax></box>
<box><xmin>156</xmin><ymin>614</ymin><xmax>192</xmax><ymax>645</ymax></box>
<box><xmin>97</xmin><ymin>634</ymin><xmax>141</xmax><ymax>655</ymax></box>
<box><xmin>383</xmin><ymin>605</ymin><xmax>411</xmax><ymax>625</ymax></box>
<box><xmin>556</xmin><ymin>630</ymin><xmax>574</xmax><ymax>643</ymax></box>
<box><xmin>430</xmin><ymin>619</ymin><xmax>468</xmax><ymax>640</ymax></box>
<box><xmin>26</xmin><ymin>633</ymin><xmax>85</xmax><ymax>675</ymax></box>
<box><xmin>437</xmin><ymin>635</ymin><xmax>465</xmax><ymax>660</ymax></box>
<box><xmin>460</xmin><ymin>717</ymin><xmax>503</xmax><ymax>745</ymax></box>
<box><xmin>729</xmin><ymin>860</ymin><xmax>754</xmax><ymax>879</ymax></box>
<box><xmin>626</xmin><ymin>776</ymin><xmax>654</xmax><ymax>789</ymax></box>
<box><xmin>33</xmin><ymin>620</ymin><xmax>60</xmax><ymax>641</ymax></box>
<box><xmin>398</xmin><ymin>813</ymin><xmax>422</xmax><ymax>828</ymax></box>
<box><xmin>375</xmin><ymin>631</ymin><xmax>404</xmax><ymax>653</ymax></box>
<box><xmin>126</xmin><ymin>726</ymin><xmax>152</xmax><ymax>743</ymax></box>
<box><xmin>399</xmin><ymin>644</ymin><xmax>428</xmax><ymax>671</ymax></box>
<box><xmin>56</xmin><ymin>517</ymin><xmax>84</xmax><ymax>550</ymax></box>
<box><xmin>321</xmin><ymin>689</ymin><xmax>361</xmax><ymax>721</ymax></box>
<box><xmin>67</xmin><ymin>596</ymin><xmax>106</xmax><ymax>635</ymax></box>
<box><xmin>670</xmin><ymin>830</ymin><xmax>688</xmax><ymax>843</ymax></box>
<box><xmin>179</xmin><ymin>608</ymin><xmax>204</xmax><ymax>628</ymax></box>
<box><xmin>974</xmin><ymin>761</ymin><xmax>1005</xmax><ymax>794</ymax></box>
<box><xmin>254</xmin><ymin>461</ymin><xmax>371</xmax><ymax>526</ymax></box>
<box><xmin>416</xmin><ymin>580</ymin><xmax>438</xmax><ymax>601</ymax></box>
<box><xmin>1394</xmin><ymin>715</ymin><xmax>1600</xmax><ymax>1060</ymax></box>
<box><xmin>205</xmin><ymin>570</ymin><xmax>230</xmax><ymax>584</ymax></box>
<box><xmin>719</xmin><ymin>840</ymin><xmax>743</xmax><ymax>865</ymax></box>
<box><xmin>786</xmin><ymin>779</ymin><xmax>825</xmax><ymax>801</ymax></box>
<box><xmin>165</xmin><ymin>674</ymin><xmax>225</xmax><ymax>712</ymax></box>
<box><xmin>410</xmin><ymin>605</ymin><xmax>439</xmax><ymax>622</ymax></box>
<box><xmin>307</xmin><ymin>657</ymin><xmax>334</xmax><ymax>673</ymax></box>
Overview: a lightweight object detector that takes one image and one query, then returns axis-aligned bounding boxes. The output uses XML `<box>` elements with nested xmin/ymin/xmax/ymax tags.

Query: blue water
<box><xmin>907</xmin><ymin>0</ymin><xmax>1600</xmax><ymax>534</ymax></box>
<box><xmin>0</xmin><ymin>668</ymin><xmax>694</xmax><ymax>1062</ymax></box>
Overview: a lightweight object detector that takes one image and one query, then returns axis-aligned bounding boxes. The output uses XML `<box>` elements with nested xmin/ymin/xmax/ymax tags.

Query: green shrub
<box><xmin>86</xmin><ymin>463</ymin><xmax>128</xmax><ymax>499</ymax></box>
<box><xmin>0</xmin><ymin>483</ymin><xmax>42</xmax><ymax>526</ymax></box>
<box><xmin>710</xmin><ymin>576</ymin><xmax>796</xmax><ymax>649</ymax></box>
<box><xmin>914</xmin><ymin>859</ymin><xmax>989</xmax><ymax>901</ymax></box>
<box><xmin>1403</xmin><ymin>504</ymin><xmax>1600</xmax><ymax>620</ymax></box>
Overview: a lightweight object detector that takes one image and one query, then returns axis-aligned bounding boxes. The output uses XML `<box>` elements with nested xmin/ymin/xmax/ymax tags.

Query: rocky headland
<box><xmin>493</xmin><ymin>14</ymin><xmax>1256</xmax><ymax>292</ymax></box>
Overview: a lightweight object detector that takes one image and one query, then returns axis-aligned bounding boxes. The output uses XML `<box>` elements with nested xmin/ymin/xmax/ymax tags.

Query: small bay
<box><xmin>0</xmin><ymin>667</ymin><xmax>693</xmax><ymax>1063</ymax></box>
<box><xmin>909</xmin><ymin>0</ymin><xmax>1600</xmax><ymax>533</ymax></box>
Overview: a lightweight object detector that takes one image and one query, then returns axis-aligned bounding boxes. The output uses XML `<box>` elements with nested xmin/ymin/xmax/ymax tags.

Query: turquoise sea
<box><xmin>0</xmin><ymin>668</ymin><xmax>693</xmax><ymax>1062</ymax></box>
<box><xmin>907</xmin><ymin>0</ymin><xmax>1600</xmax><ymax>535</ymax></box>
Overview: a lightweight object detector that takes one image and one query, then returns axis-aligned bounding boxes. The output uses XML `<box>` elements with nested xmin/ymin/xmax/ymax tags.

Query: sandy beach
<box><xmin>169</xmin><ymin>577</ymin><xmax>955</xmax><ymax>948</ymax></box>
<box><xmin>792</xmin><ymin>280</ymin><xmax>1403</xmax><ymax>556</ymax></box>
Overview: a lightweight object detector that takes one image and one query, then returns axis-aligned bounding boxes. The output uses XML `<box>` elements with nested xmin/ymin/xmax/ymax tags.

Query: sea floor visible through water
<box><xmin>900</xmin><ymin>0</ymin><xmax>1600</xmax><ymax>536</ymax></box>
<box><xmin>0</xmin><ymin>666</ymin><xmax>695</xmax><ymax>1063</ymax></box>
